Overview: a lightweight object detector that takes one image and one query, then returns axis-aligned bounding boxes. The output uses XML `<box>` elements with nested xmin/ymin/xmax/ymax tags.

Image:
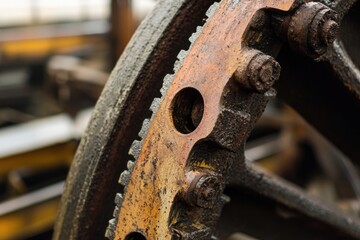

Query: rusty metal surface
<box><xmin>329</xmin><ymin>1</ymin><xmax>360</xmax><ymax>99</ymax></box>
<box><xmin>54</xmin><ymin>0</ymin><xmax>360</xmax><ymax>239</ymax></box>
<box><xmin>111</xmin><ymin>0</ymin><xmax>297</xmax><ymax>239</ymax></box>
<box><xmin>53</xmin><ymin>0</ymin><xmax>215</xmax><ymax>239</ymax></box>
<box><xmin>274</xmin><ymin>2</ymin><xmax>339</xmax><ymax>58</ymax></box>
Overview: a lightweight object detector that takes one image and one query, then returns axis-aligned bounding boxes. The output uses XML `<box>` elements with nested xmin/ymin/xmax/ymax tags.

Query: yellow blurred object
<box><xmin>1</xmin><ymin>36</ymin><xmax>99</xmax><ymax>59</ymax></box>
<box><xmin>0</xmin><ymin>142</ymin><xmax>76</xmax><ymax>180</ymax></box>
<box><xmin>0</xmin><ymin>198</ymin><xmax>59</xmax><ymax>240</ymax></box>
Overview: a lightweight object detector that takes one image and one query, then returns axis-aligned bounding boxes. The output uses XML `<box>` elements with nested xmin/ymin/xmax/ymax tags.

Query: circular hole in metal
<box><xmin>125</xmin><ymin>232</ymin><xmax>147</xmax><ymax>240</ymax></box>
<box><xmin>171</xmin><ymin>87</ymin><xmax>204</xmax><ymax>134</ymax></box>
<box><xmin>339</xmin><ymin>1</ymin><xmax>360</xmax><ymax>69</ymax></box>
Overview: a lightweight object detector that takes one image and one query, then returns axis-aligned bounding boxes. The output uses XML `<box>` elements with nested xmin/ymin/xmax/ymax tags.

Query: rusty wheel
<box><xmin>54</xmin><ymin>0</ymin><xmax>360</xmax><ymax>239</ymax></box>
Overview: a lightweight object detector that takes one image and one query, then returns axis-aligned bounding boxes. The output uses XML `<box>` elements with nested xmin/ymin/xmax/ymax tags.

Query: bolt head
<box><xmin>285</xmin><ymin>2</ymin><xmax>339</xmax><ymax>58</ymax></box>
<box><xmin>247</xmin><ymin>54</ymin><xmax>281</xmax><ymax>93</ymax></box>
<box><xmin>193</xmin><ymin>175</ymin><xmax>223</xmax><ymax>208</ymax></box>
<box><xmin>308</xmin><ymin>6</ymin><xmax>339</xmax><ymax>56</ymax></box>
<box><xmin>321</xmin><ymin>20</ymin><xmax>339</xmax><ymax>46</ymax></box>
<box><xmin>183</xmin><ymin>171</ymin><xmax>224</xmax><ymax>209</ymax></box>
<box><xmin>259</xmin><ymin>64</ymin><xmax>273</xmax><ymax>83</ymax></box>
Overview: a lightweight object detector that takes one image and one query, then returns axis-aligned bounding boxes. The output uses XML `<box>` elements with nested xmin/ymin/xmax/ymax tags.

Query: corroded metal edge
<box><xmin>54</xmin><ymin>0</ymin><xmax>216</xmax><ymax>239</ymax></box>
<box><xmin>112</xmin><ymin>0</ymin><xmax>296</xmax><ymax>239</ymax></box>
<box><xmin>105</xmin><ymin>2</ymin><xmax>221</xmax><ymax>239</ymax></box>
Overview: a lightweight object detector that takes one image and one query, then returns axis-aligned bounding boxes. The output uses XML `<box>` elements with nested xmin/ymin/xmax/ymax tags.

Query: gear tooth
<box><xmin>177</xmin><ymin>50</ymin><xmax>188</xmax><ymax>61</ymax></box>
<box><xmin>109</xmin><ymin>218</ymin><xmax>116</xmax><ymax>224</ymax></box>
<box><xmin>264</xmin><ymin>88</ymin><xmax>277</xmax><ymax>98</ymax></box>
<box><xmin>164</xmin><ymin>74</ymin><xmax>173</xmax><ymax>85</ymax></box>
<box><xmin>189</xmin><ymin>33</ymin><xmax>197</xmax><ymax>43</ymax></box>
<box><xmin>119</xmin><ymin>170</ymin><xmax>131</xmax><ymax>186</ymax></box>
<box><xmin>160</xmin><ymin>87</ymin><xmax>166</xmax><ymax>95</ymax></box>
<box><xmin>106</xmin><ymin>3</ymin><xmax>223</xmax><ymax>237</ymax></box>
<box><xmin>113</xmin><ymin>206</ymin><xmax>120</xmax><ymax>218</ymax></box>
<box><xmin>127</xmin><ymin>160</ymin><xmax>135</xmax><ymax>172</ymax></box>
<box><xmin>105</xmin><ymin>228</ymin><xmax>115</xmax><ymax>239</ymax></box>
<box><xmin>105</xmin><ymin>219</ymin><xmax>116</xmax><ymax>239</ymax></box>
<box><xmin>205</xmin><ymin>2</ymin><xmax>220</xmax><ymax>18</ymax></box>
<box><xmin>189</xmin><ymin>29</ymin><xmax>202</xmax><ymax>44</ymax></box>
<box><xmin>220</xmin><ymin>194</ymin><xmax>231</xmax><ymax>204</ymax></box>
<box><xmin>129</xmin><ymin>140</ymin><xmax>142</xmax><ymax>159</ymax></box>
<box><xmin>150</xmin><ymin>98</ymin><xmax>161</xmax><ymax>113</ymax></box>
<box><xmin>160</xmin><ymin>74</ymin><xmax>174</xmax><ymax>95</ymax></box>
<box><xmin>115</xmin><ymin>193</ymin><xmax>124</xmax><ymax>207</ymax></box>
<box><xmin>138</xmin><ymin>119</ymin><xmax>151</xmax><ymax>139</ymax></box>
<box><xmin>174</xmin><ymin>60</ymin><xmax>182</xmax><ymax>72</ymax></box>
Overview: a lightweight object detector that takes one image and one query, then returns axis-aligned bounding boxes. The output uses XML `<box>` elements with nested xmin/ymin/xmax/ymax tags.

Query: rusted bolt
<box><xmin>182</xmin><ymin>171</ymin><xmax>224</xmax><ymax>209</ymax></box>
<box><xmin>308</xmin><ymin>6</ymin><xmax>339</xmax><ymax>55</ymax></box>
<box><xmin>234</xmin><ymin>49</ymin><xmax>281</xmax><ymax>93</ymax></box>
<box><xmin>274</xmin><ymin>2</ymin><xmax>339</xmax><ymax>58</ymax></box>
<box><xmin>320</xmin><ymin>20</ymin><xmax>339</xmax><ymax>46</ymax></box>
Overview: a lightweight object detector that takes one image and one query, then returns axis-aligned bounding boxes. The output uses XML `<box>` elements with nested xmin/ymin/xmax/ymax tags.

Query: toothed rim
<box><xmin>105</xmin><ymin>2</ymin><xmax>221</xmax><ymax>239</ymax></box>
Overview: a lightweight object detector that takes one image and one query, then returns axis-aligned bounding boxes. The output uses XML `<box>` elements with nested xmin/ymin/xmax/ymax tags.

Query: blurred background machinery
<box><xmin>0</xmin><ymin>0</ymin><xmax>359</xmax><ymax>240</ymax></box>
<box><xmin>0</xmin><ymin>1</ymin><xmax>155</xmax><ymax>239</ymax></box>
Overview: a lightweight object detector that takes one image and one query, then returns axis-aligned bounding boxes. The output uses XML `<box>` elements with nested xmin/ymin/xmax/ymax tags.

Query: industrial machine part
<box><xmin>54</xmin><ymin>0</ymin><xmax>360</xmax><ymax>239</ymax></box>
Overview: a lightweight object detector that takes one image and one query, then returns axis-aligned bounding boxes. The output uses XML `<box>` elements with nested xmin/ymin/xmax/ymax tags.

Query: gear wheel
<box><xmin>54</xmin><ymin>0</ymin><xmax>360</xmax><ymax>239</ymax></box>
